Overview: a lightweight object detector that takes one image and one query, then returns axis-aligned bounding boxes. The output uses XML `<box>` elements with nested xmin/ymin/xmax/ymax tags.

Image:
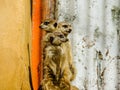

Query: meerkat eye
<box><xmin>50</xmin><ymin>37</ymin><xmax>54</xmax><ymax>42</ymax></box>
<box><xmin>62</xmin><ymin>25</ymin><xmax>68</xmax><ymax>28</ymax></box>
<box><xmin>44</xmin><ymin>21</ymin><xmax>50</xmax><ymax>25</ymax></box>
<box><xmin>54</xmin><ymin>22</ymin><xmax>57</xmax><ymax>28</ymax></box>
<box><xmin>59</xmin><ymin>34</ymin><xmax>64</xmax><ymax>38</ymax></box>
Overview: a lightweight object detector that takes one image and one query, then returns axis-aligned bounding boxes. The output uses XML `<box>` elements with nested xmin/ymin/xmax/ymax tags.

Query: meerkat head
<box><xmin>39</xmin><ymin>19</ymin><xmax>58</xmax><ymax>32</ymax></box>
<box><xmin>48</xmin><ymin>32</ymin><xmax>68</xmax><ymax>46</ymax></box>
<box><xmin>57</xmin><ymin>22</ymin><xmax>72</xmax><ymax>36</ymax></box>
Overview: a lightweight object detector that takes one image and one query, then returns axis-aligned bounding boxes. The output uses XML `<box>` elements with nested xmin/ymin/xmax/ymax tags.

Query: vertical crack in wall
<box><xmin>96</xmin><ymin>50</ymin><xmax>105</xmax><ymax>90</ymax></box>
<box><xmin>27</xmin><ymin>43</ymin><xmax>33</xmax><ymax>90</ymax></box>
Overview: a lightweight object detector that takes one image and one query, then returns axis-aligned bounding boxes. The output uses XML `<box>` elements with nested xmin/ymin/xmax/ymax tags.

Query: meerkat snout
<box><xmin>39</xmin><ymin>25</ymin><xmax>41</xmax><ymax>28</ymax></box>
<box><xmin>39</xmin><ymin>22</ymin><xmax>50</xmax><ymax>29</ymax></box>
<box><xmin>67</xmin><ymin>29</ymin><xmax>72</xmax><ymax>33</ymax></box>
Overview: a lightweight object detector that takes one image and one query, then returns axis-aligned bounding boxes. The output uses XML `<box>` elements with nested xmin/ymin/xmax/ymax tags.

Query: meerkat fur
<box><xmin>57</xmin><ymin>22</ymin><xmax>76</xmax><ymax>81</ymax></box>
<box><xmin>57</xmin><ymin>22</ymin><xmax>72</xmax><ymax>36</ymax></box>
<box><xmin>40</xmin><ymin>19</ymin><xmax>58</xmax><ymax>32</ymax></box>
<box><xmin>40</xmin><ymin>20</ymin><xmax>77</xmax><ymax>90</ymax></box>
<box><xmin>41</xmin><ymin>31</ymin><xmax>68</xmax><ymax>90</ymax></box>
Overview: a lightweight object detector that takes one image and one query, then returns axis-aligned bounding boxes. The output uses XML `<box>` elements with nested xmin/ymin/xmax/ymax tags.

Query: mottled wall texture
<box><xmin>56</xmin><ymin>0</ymin><xmax>120</xmax><ymax>90</ymax></box>
<box><xmin>0</xmin><ymin>0</ymin><xmax>32</xmax><ymax>90</ymax></box>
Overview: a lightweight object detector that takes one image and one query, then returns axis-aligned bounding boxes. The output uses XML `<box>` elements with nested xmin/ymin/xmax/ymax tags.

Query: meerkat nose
<box><xmin>39</xmin><ymin>25</ymin><xmax>42</xmax><ymax>29</ymax></box>
<box><xmin>66</xmin><ymin>38</ymin><xmax>69</xmax><ymax>41</ymax></box>
<box><xmin>68</xmin><ymin>29</ymin><xmax>72</xmax><ymax>33</ymax></box>
<box><xmin>66</xmin><ymin>29</ymin><xmax>72</xmax><ymax>33</ymax></box>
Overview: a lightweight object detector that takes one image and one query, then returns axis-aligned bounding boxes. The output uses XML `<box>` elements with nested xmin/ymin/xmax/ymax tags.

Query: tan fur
<box><xmin>40</xmin><ymin>20</ymin><xmax>76</xmax><ymax>80</ymax></box>
<box><xmin>40</xmin><ymin>20</ymin><xmax>78</xmax><ymax>90</ymax></box>
<box><xmin>41</xmin><ymin>32</ymin><xmax>68</xmax><ymax>90</ymax></box>
<box><xmin>61</xmin><ymin>41</ymin><xmax>76</xmax><ymax>81</ymax></box>
<box><xmin>40</xmin><ymin>19</ymin><xmax>58</xmax><ymax>32</ymax></box>
<box><xmin>57</xmin><ymin>22</ymin><xmax>72</xmax><ymax>36</ymax></box>
<box><xmin>57</xmin><ymin>22</ymin><xmax>76</xmax><ymax>81</ymax></box>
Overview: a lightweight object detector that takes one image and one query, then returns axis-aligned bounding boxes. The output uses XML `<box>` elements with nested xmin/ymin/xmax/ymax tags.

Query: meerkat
<box><xmin>57</xmin><ymin>22</ymin><xmax>78</xmax><ymax>90</ymax></box>
<box><xmin>40</xmin><ymin>20</ymin><xmax>76</xmax><ymax>80</ymax></box>
<box><xmin>57</xmin><ymin>22</ymin><xmax>76</xmax><ymax>81</ymax></box>
<box><xmin>40</xmin><ymin>20</ymin><xmax>78</xmax><ymax>90</ymax></box>
<box><xmin>41</xmin><ymin>31</ymin><xmax>69</xmax><ymax>90</ymax></box>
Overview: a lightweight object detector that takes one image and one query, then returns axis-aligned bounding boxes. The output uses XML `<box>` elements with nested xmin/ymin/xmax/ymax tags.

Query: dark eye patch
<box><xmin>62</xmin><ymin>25</ymin><xmax>68</xmax><ymax>28</ymax></box>
<box><xmin>44</xmin><ymin>21</ymin><xmax>50</xmax><ymax>25</ymax></box>
<box><xmin>59</xmin><ymin>34</ymin><xmax>64</xmax><ymax>38</ymax></box>
<box><xmin>50</xmin><ymin>37</ymin><xmax>54</xmax><ymax>43</ymax></box>
<box><xmin>54</xmin><ymin>22</ymin><xmax>57</xmax><ymax>27</ymax></box>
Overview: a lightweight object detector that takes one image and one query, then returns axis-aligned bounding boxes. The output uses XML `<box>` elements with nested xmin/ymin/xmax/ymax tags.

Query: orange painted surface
<box><xmin>31</xmin><ymin>0</ymin><xmax>41</xmax><ymax>90</ymax></box>
<box><xmin>31</xmin><ymin>0</ymin><xmax>53</xmax><ymax>90</ymax></box>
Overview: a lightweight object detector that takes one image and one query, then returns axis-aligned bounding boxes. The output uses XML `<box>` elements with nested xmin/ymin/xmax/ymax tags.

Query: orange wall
<box><xmin>31</xmin><ymin>0</ymin><xmax>41</xmax><ymax>90</ymax></box>
<box><xmin>31</xmin><ymin>0</ymin><xmax>55</xmax><ymax>90</ymax></box>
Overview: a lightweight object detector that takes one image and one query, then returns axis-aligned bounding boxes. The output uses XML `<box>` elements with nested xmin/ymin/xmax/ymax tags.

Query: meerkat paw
<box><xmin>60</xmin><ymin>82</ymin><xmax>70</xmax><ymax>90</ymax></box>
<box><xmin>69</xmin><ymin>65</ymin><xmax>77</xmax><ymax>81</ymax></box>
<box><xmin>60</xmin><ymin>79</ymin><xmax>71</xmax><ymax>90</ymax></box>
<box><xmin>42</xmin><ymin>80</ymin><xmax>55</xmax><ymax>90</ymax></box>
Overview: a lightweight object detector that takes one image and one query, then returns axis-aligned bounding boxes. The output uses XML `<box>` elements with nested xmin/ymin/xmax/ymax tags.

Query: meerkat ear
<box><xmin>54</xmin><ymin>22</ymin><xmax>58</xmax><ymax>28</ymax></box>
